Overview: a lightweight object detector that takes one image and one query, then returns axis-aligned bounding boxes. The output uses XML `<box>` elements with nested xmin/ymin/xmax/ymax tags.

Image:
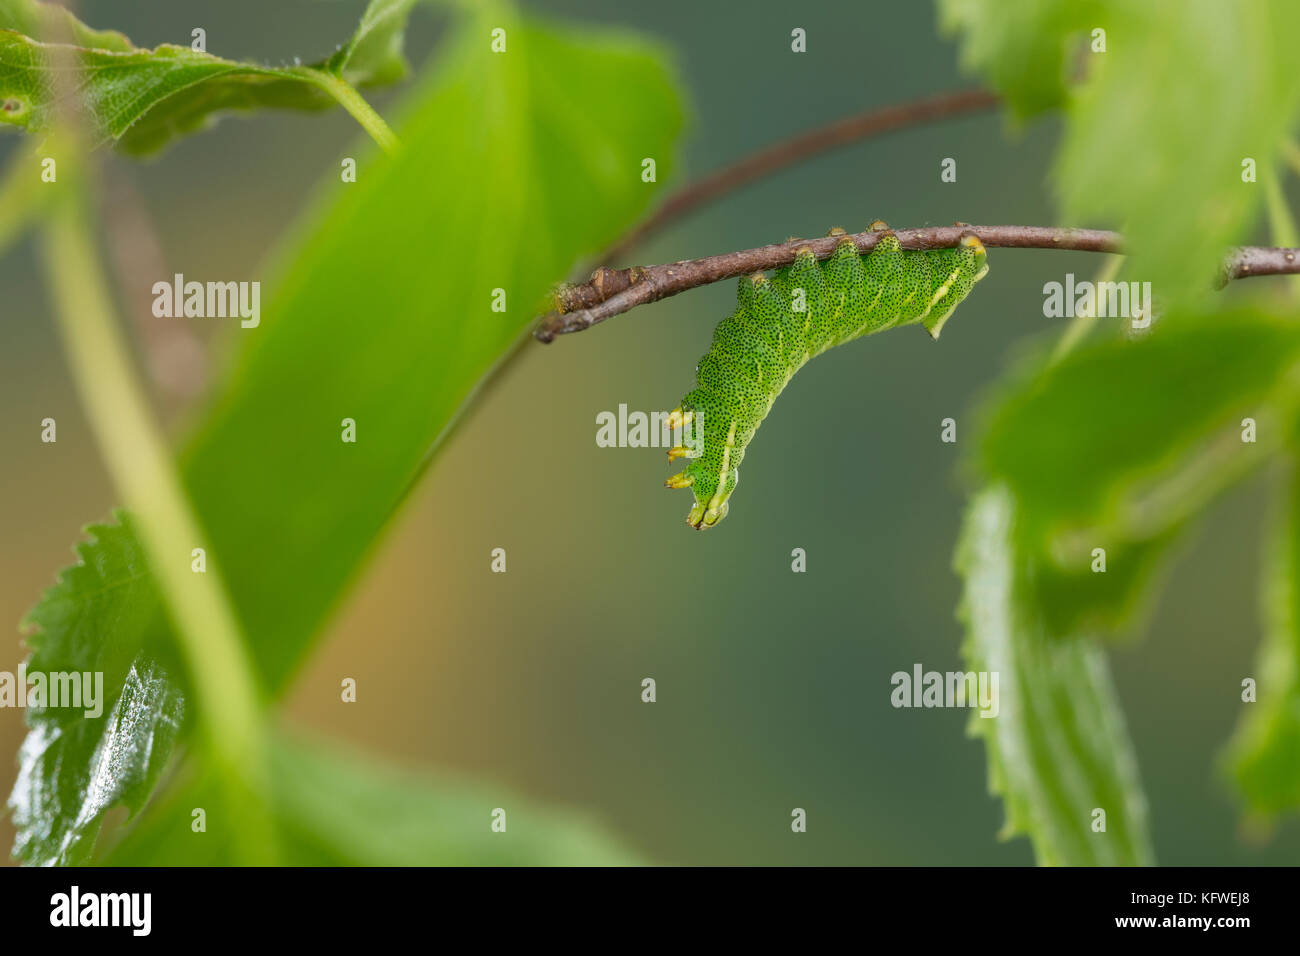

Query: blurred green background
<box><xmin>2</xmin><ymin>0</ymin><xmax>1297</xmax><ymax>864</ymax></box>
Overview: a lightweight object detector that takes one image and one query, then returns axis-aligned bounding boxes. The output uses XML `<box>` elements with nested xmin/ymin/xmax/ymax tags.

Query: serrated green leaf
<box><xmin>975</xmin><ymin>312</ymin><xmax>1298</xmax><ymax>641</ymax></box>
<box><xmin>958</xmin><ymin>487</ymin><xmax>1154</xmax><ymax>865</ymax></box>
<box><xmin>102</xmin><ymin>730</ymin><xmax>640</xmax><ymax>866</ymax></box>
<box><xmin>967</xmin><ymin>311</ymin><xmax>1300</xmax><ymax>860</ymax></box>
<box><xmin>1056</xmin><ymin>0</ymin><xmax>1300</xmax><ymax>310</ymax></box>
<box><xmin>0</xmin><ymin>0</ymin><xmax>421</xmax><ymax>155</ymax></box>
<box><xmin>0</xmin><ymin>8</ymin><xmax>319</xmax><ymax>152</ymax></box>
<box><xmin>110</xmin><ymin>70</ymin><xmax>336</xmax><ymax>158</ymax></box>
<box><xmin>938</xmin><ymin>0</ymin><xmax>1099</xmax><ymax>120</ymax></box>
<box><xmin>1223</xmin><ymin>461</ymin><xmax>1300</xmax><ymax>817</ymax></box>
<box><xmin>6</xmin><ymin>514</ymin><xmax>184</xmax><ymax>866</ymax></box>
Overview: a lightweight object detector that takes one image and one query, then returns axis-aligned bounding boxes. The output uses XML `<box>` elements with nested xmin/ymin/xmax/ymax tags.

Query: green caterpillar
<box><xmin>665</xmin><ymin>224</ymin><xmax>989</xmax><ymax>529</ymax></box>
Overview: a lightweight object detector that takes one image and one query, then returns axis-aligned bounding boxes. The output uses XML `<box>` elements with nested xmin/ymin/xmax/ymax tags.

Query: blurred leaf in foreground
<box><xmin>6</xmin><ymin>515</ymin><xmax>184</xmax><ymax>866</ymax></box>
<box><xmin>1224</xmin><ymin>462</ymin><xmax>1300</xmax><ymax>817</ymax></box>
<box><xmin>939</xmin><ymin>0</ymin><xmax>1099</xmax><ymax>120</ymax></box>
<box><xmin>0</xmin><ymin>142</ymin><xmax>44</xmax><ymax>256</ymax></box>
<box><xmin>0</xmin><ymin>0</ymin><xmax>421</xmax><ymax>154</ymax></box>
<box><xmin>326</xmin><ymin>0</ymin><xmax>420</xmax><ymax>87</ymax></box>
<box><xmin>943</xmin><ymin>0</ymin><xmax>1300</xmax><ymax>309</ymax></box>
<box><xmin>958</xmin><ymin>487</ymin><xmax>1154</xmax><ymax>865</ymax></box>
<box><xmin>8</xmin><ymin>2</ymin><xmax>684</xmax><ymax>865</ymax></box>
<box><xmin>964</xmin><ymin>305</ymin><xmax>1300</xmax><ymax>861</ymax></box>
<box><xmin>103</xmin><ymin>730</ymin><xmax>640</xmax><ymax>866</ymax></box>
<box><xmin>180</xmin><ymin>8</ymin><xmax>685</xmax><ymax>692</ymax></box>
<box><xmin>1056</xmin><ymin>0</ymin><xmax>1300</xmax><ymax>312</ymax></box>
<box><xmin>980</xmin><ymin>312</ymin><xmax>1300</xmax><ymax>546</ymax></box>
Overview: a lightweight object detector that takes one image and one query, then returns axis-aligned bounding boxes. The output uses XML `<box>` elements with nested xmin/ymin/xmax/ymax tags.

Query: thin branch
<box><xmin>598</xmin><ymin>88</ymin><xmax>1000</xmax><ymax>265</ymax></box>
<box><xmin>537</xmin><ymin>225</ymin><xmax>1118</xmax><ymax>341</ymax></box>
<box><xmin>534</xmin><ymin>225</ymin><xmax>1300</xmax><ymax>342</ymax></box>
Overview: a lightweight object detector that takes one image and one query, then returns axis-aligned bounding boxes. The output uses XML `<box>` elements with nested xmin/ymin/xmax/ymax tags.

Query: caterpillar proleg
<box><xmin>665</xmin><ymin>224</ymin><xmax>989</xmax><ymax>529</ymax></box>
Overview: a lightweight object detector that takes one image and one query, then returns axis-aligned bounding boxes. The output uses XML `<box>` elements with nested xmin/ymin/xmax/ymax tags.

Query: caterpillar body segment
<box><xmin>667</xmin><ymin>228</ymin><xmax>988</xmax><ymax>529</ymax></box>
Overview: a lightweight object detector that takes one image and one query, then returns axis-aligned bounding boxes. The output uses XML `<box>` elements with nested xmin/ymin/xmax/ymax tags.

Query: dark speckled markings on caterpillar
<box><xmin>664</xmin><ymin>222</ymin><xmax>989</xmax><ymax>529</ymax></box>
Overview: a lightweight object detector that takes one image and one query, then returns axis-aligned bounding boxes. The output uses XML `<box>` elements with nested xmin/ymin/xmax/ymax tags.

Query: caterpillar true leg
<box><xmin>665</xmin><ymin>224</ymin><xmax>988</xmax><ymax>529</ymax></box>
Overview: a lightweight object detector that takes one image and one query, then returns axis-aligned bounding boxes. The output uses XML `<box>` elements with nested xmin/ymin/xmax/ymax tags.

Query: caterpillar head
<box><xmin>923</xmin><ymin>233</ymin><xmax>989</xmax><ymax>339</ymax></box>
<box><xmin>959</xmin><ymin>232</ymin><xmax>989</xmax><ymax>277</ymax></box>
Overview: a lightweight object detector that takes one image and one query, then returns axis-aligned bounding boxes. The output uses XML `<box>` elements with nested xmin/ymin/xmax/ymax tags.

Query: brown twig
<box><xmin>536</xmin><ymin>225</ymin><xmax>1115</xmax><ymax>341</ymax></box>
<box><xmin>533</xmin><ymin>89</ymin><xmax>1001</xmax><ymax>343</ymax></box>
<box><xmin>533</xmin><ymin>226</ymin><xmax>1300</xmax><ymax>342</ymax></box>
<box><xmin>1220</xmin><ymin>245</ymin><xmax>1300</xmax><ymax>282</ymax></box>
<box><xmin>597</xmin><ymin>88</ymin><xmax>1001</xmax><ymax>266</ymax></box>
